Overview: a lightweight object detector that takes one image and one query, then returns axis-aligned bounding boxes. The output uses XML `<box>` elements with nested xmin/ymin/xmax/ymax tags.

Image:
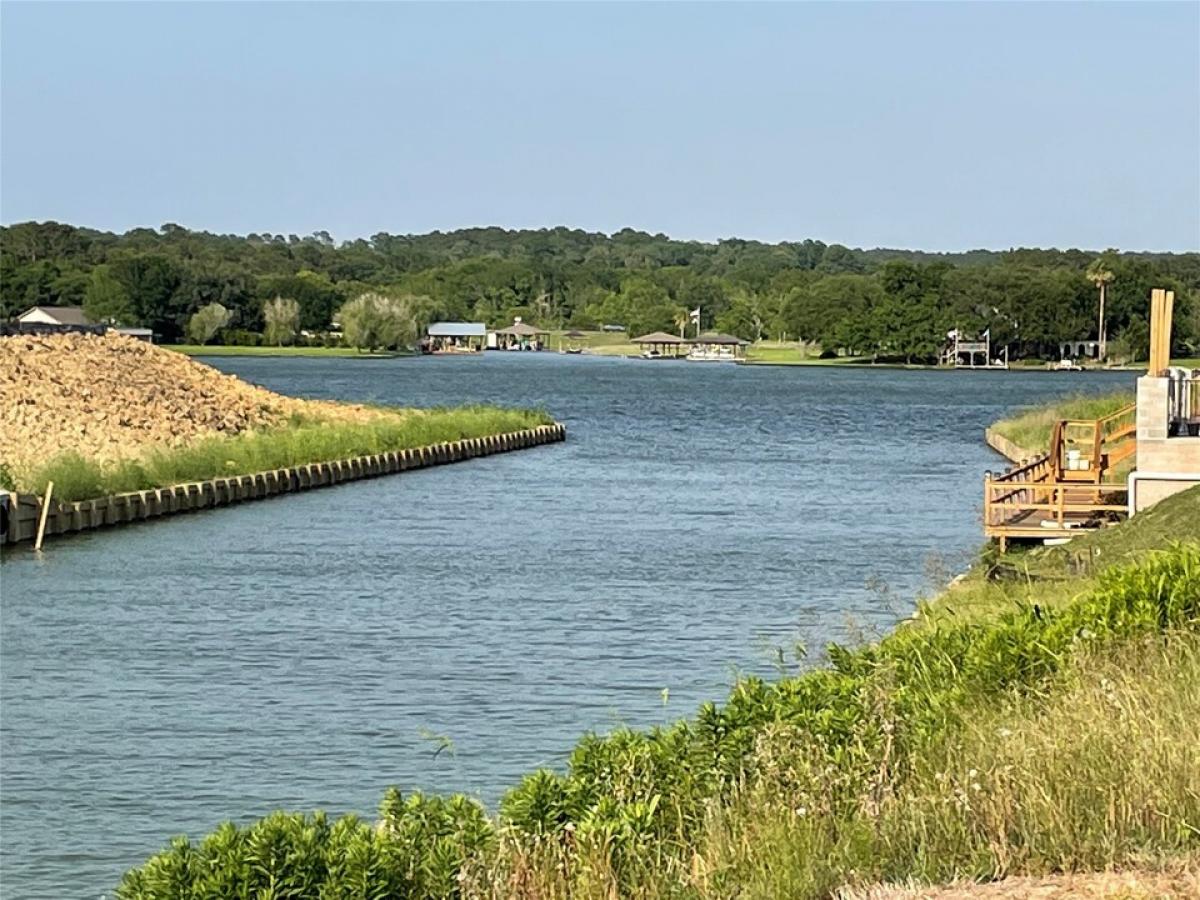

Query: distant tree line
<box><xmin>1</xmin><ymin>221</ymin><xmax>1196</xmax><ymax>360</ymax></box>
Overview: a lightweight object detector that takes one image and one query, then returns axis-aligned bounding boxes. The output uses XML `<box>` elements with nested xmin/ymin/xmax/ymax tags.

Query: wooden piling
<box><xmin>4</xmin><ymin>423</ymin><xmax>566</xmax><ymax>546</ymax></box>
<box><xmin>34</xmin><ymin>481</ymin><xmax>54</xmax><ymax>551</ymax></box>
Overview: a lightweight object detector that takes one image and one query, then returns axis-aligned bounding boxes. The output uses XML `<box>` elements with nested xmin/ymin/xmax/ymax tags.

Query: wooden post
<box><xmin>1163</xmin><ymin>290</ymin><xmax>1175</xmax><ymax>371</ymax></box>
<box><xmin>1149</xmin><ymin>289</ymin><xmax>1162</xmax><ymax>374</ymax></box>
<box><xmin>1049</xmin><ymin>420</ymin><xmax>1064</xmax><ymax>478</ymax></box>
<box><xmin>1148</xmin><ymin>288</ymin><xmax>1175</xmax><ymax>376</ymax></box>
<box><xmin>34</xmin><ymin>481</ymin><xmax>54</xmax><ymax>551</ymax></box>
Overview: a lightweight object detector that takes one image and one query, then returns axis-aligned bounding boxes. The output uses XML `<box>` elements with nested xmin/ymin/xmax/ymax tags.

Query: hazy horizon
<box><xmin>4</xmin><ymin>217</ymin><xmax>1197</xmax><ymax>257</ymax></box>
<box><xmin>2</xmin><ymin>2</ymin><xmax>1198</xmax><ymax>252</ymax></box>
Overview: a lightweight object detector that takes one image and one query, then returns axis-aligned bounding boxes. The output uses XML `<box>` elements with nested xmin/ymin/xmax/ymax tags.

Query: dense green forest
<box><xmin>2</xmin><ymin>221</ymin><xmax>1197</xmax><ymax>360</ymax></box>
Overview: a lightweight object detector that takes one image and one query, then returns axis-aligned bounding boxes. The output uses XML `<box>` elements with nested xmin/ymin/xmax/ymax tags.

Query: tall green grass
<box><xmin>687</xmin><ymin>633</ymin><xmax>1200</xmax><ymax>899</ymax></box>
<box><xmin>117</xmin><ymin>539</ymin><xmax>1200</xmax><ymax>900</ymax></box>
<box><xmin>19</xmin><ymin>406</ymin><xmax>552</xmax><ymax>502</ymax></box>
<box><xmin>989</xmin><ymin>391</ymin><xmax>1134</xmax><ymax>454</ymax></box>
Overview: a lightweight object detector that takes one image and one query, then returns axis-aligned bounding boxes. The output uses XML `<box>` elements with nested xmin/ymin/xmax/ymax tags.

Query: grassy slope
<box><xmin>706</xmin><ymin>633</ymin><xmax>1200</xmax><ymax>900</ymax></box>
<box><xmin>169</xmin><ymin>344</ymin><xmax>398</xmax><ymax>357</ymax></box>
<box><xmin>557</xmin><ymin>330</ymin><xmax>641</xmax><ymax>356</ymax></box>
<box><xmin>988</xmin><ymin>391</ymin><xmax>1135</xmax><ymax>454</ymax></box>
<box><xmin>23</xmin><ymin>406</ymin><xmax>553</xmax><ymax>501</ymax></box>
<box><xmin>922</xmin><ymin>484</ymin><xmax>1200</xmax><ymax>625</ymax></box>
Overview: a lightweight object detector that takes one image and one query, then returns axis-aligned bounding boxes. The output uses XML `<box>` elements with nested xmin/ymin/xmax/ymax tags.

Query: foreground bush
<box><xmin>118</xmin><ymin>545</ymin><xmax>1200</xmax><ymax>899</ymax></box>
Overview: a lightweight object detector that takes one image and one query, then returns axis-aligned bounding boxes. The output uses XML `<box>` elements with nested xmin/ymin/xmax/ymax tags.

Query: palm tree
<box><xmin>1086</xmin><ymin>257</ymin><xmax>1115</xmax><ymax>361</ymax></box>
<box><xmin>673</xmin><ymin>307</ymin><xmax>689</xmax><ymax>339</ymax></box>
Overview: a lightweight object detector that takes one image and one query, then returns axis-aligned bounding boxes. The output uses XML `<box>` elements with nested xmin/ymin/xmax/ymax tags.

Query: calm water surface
<box><xmin>0</xmin><ymin>355</ymin><xmax>1133</xmax><ymax>897</ymax></box>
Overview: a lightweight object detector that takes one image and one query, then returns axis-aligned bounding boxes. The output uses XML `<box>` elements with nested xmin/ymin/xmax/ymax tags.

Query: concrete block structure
<box><xmin>1132</xmin><ymin>374</ymin><xmax>1200</xmax><ymax>512</ymax></box>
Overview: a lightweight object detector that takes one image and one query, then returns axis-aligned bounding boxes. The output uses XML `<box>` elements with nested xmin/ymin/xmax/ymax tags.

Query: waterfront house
<box><xmin>425</xmin><ymin>322</ymin><xmax>486</xmax><ymax>353</ymax></box>
<box><xmin>1059</xmin><ymin>340</ymin><xmax>1102</xmax><ymax>361</ymax></box>
<box><xmin>17</xmin><ymin>306</ymin><xmax>93</xmax><ymax>327</ymax></box>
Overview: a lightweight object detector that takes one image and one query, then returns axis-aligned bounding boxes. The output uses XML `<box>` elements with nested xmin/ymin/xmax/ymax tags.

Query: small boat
<box><xmin>566</xmin><ymin>348</ymin><xmax>583</xmax><ymax>355</ymax></box>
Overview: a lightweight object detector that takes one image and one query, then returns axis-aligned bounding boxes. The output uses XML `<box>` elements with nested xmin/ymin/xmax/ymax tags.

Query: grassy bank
<box><xmin>169</xmin><ymin>344</ymin><xmax>400</xmax><ymax>358</ymax></box>
<box><xmin>988</xmin><ymin>391</ymin><xmax>1135</xmax><ymax>455</ymax></box>
<box><xmin>18</xmin><ymin>406</ymin><xmax>552</xmax><ymax>502</ymax></box>
<box><xmin>117</xmin><ymin>486</ymin><xmax>1200</xmax><ymax>899</ymax></box>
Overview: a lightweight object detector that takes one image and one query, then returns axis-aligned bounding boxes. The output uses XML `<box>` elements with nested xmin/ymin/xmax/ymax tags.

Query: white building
<box><xmin>17</xmin><ymin>306</ymin><xmax>93</xmax><ymax>326</ymax></box>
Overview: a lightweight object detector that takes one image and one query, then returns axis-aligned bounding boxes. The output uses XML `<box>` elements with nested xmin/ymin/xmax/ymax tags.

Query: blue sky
<box><xmin>2</xmin><ymin>1</ymin><xmax>1197</xmax><ymax>251</ymax></box>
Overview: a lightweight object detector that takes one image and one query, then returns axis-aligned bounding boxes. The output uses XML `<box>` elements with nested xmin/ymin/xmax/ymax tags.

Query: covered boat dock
<box><xmin>424</xmin><ymin>322</ymin><xmax>486</xmax><ymax>353</ymax></box>
<box><xmin>687</xmin><ymin>332</ymin><xmax>748</xmax><ymax>361</ymax></box>
<box><xmin>490</xmin><ymin>319</ymin><xmax>548</xmax><ymax>351</ymax></box>
<box><xmin>631</xmin><ymin>331</ymin><xmax>686</xmax><ymax>359</ymax></box>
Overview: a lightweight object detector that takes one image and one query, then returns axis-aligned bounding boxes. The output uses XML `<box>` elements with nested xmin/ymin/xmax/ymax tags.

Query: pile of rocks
<box><xmin>0</xmin><ymin>332</ymin><xmax>373</xmax><ymax>476</ymax></box>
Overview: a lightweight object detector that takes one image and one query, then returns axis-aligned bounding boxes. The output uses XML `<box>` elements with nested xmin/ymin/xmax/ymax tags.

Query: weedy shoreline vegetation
<box><xmin>988</xmin><ymin>391</ymin><xmax>1135</xmax><ymax>455</ymax></box>
<box><xmin>117</xmin><ymin>488</ymin><xmax>1200</xmax><ymax>900</ymax></box>
<box><xmin>13</xmin><ymin>406</ymin><xmax>552</xmax><ymax>502</ymax></box>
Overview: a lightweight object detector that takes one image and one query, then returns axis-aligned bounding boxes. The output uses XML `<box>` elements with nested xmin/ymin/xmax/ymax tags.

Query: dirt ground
<box><xmin>0</xmin><ymin>331</ymin><xmax>377</xmax><ymax>475</ymax></box>
<box><xmin>840</xmin><ymin>866</ymin><xmax>1199</xmax><ymax>899</ymax></box>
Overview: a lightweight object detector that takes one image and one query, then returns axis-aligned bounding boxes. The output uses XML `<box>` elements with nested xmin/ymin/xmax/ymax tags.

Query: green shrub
<box><xmin>223</xmin><ymin>328</ymin><xmax>262</xmax><ymax>346</ymax></box>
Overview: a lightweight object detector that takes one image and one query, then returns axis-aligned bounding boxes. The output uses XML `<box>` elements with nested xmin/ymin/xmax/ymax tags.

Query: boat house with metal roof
<box><xmin>425</xmin><ymin>322</ymin><xmax>486</xmax><ymax>353</ymax></box>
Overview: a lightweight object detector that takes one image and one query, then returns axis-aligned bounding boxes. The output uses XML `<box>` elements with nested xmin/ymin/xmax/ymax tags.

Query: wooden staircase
<box><xmin>984</xmin><ymin>404</ymin><xmax>1136</xmax><ymax>549</ymax></box>
<box><xmin>1048</xmin><ymin>404</ymin><xmax>1138</xmax><ymax>483</ymax></box>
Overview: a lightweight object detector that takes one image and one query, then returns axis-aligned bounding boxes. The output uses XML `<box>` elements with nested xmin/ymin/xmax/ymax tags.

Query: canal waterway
<box><xmin>0</xmin><ymin>355</ymin><xmax>1134</xmax><ymax>898</ymax></box>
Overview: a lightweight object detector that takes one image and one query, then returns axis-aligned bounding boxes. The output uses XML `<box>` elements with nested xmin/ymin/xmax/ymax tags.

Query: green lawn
<box><xmin>579</xmin><ymin>341</ymin><xmax>641</xmax><ymax>357</ymax></box>
<box><xmin>742</xmin><ymin>352</ymin><xmax>872</xmax><ymax>366</ymax></box>
<box><xmin>546</xmin><ymin>329</ymin><xmax>642</xmax><ymax>356</ymax></box>
<box><xmin>169</xmin><ymin>344</ymin><xmax>399</xmax><ymax>358</ymax></box>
